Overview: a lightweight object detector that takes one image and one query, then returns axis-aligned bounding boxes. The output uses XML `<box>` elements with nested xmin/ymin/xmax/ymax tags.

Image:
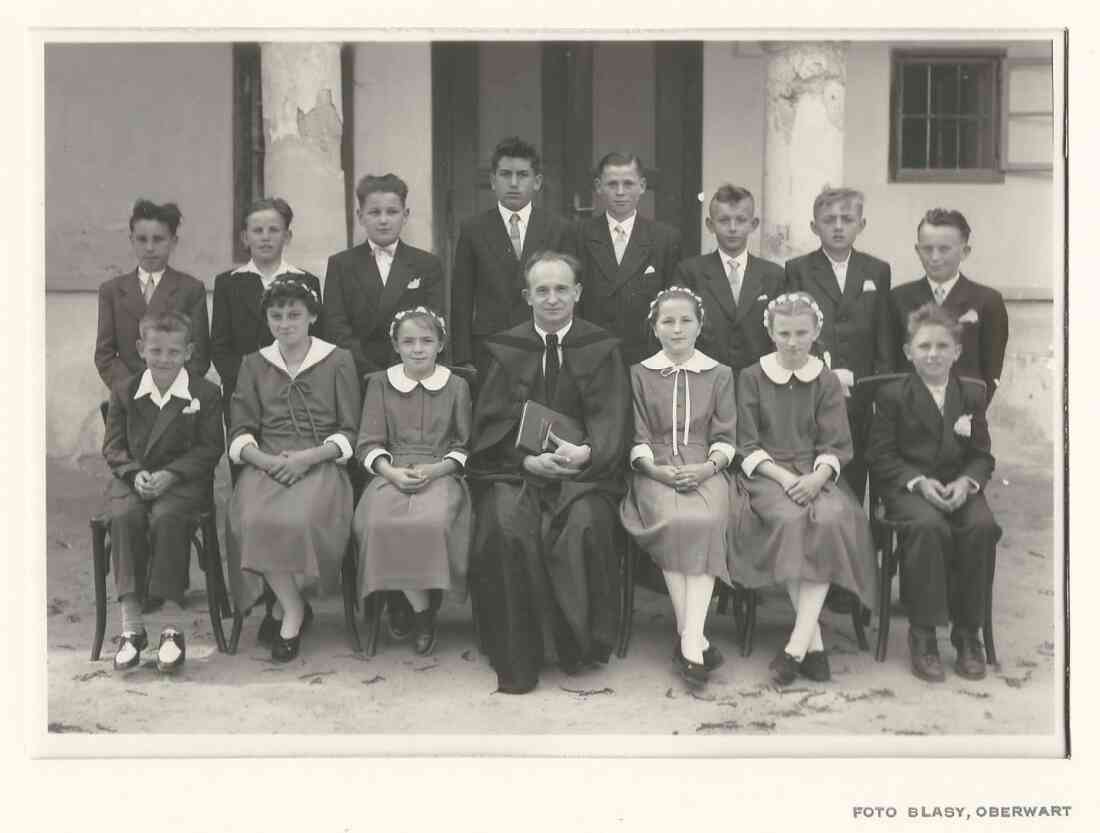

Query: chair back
<box><xmin>852</xmin><ymin>373</ymin><xmax>907</xmax><ymax>516</ymax></box>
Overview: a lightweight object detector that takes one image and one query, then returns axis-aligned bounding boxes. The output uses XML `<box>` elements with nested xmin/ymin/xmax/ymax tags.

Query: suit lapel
<box><xmin>938</xmin><ymin>376</ymin><xmax>965</xmax><ymax>460</ymax></box>
<box><xmin>376</xmin><ymin>242</ymin><xmax>415</xmax><ymax>328</ymax></box>
<box><xmin>734</xmin><ymin>255</ymin><xmax>765</xmax><ymax>325</ymax></box>
<box><xmin>521</xmin><ymin>207</ymin><xmax>549</xmax><ymax>264</ymax></box>
<box><xmin>585</xmin><ymin>218</ymin><xmax>620</xmax><ymax>291</ymax></box>
<box><xmin>808</xmin><ymin>251</ymin><xmax>842</xmax><ymax>304</ymax></box>
<box><xmin>908</xmin><ymin>376</ymin><xmax>945</xmax><ymax>440</ymax></box>
<box><xmin>144</xmin><ymin>395</ymin><xmax>188</xmax><ymax>458</ymax></box>
<box><xmin>121</xmin><ymin>270</ymin><xmax>146</xmax><ymax>322</ymax></box>
<box><xmin>153</xmin><ymin>269</ymin><xmax>182</xmax><ymax>314</ymax></box>
<box><xmin>840</xmin><ymin>252</ymin><xmax>864</xmax><ymax>307</ymax></box>
<box><xmin>237</xmin><ymin>273</ymin><xmax>266</xmax><ymax>330</ymax></box>
<box><xmin>613</xmin><ymin>218</ymin><xmax>652</xmax><ymax>292</ymax></box>
<box><xmin>704</xmin><ymin>252</ymin><xmax>738</xmax><ymax>320</ymax></box>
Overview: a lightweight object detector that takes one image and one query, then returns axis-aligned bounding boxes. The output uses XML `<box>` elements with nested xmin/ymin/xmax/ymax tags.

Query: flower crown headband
<box><xmin>763</xmin><ymin>292</ymin><xmax>824</xmax><ymax>330</ymax></box>
<box><xmin>648</xmin><ymin>285</ymin><xmax>706</xmax><ymax>323</ymax></box>
<box><xmin>262</xmin><ymin>276</ymin><xmax>320</xmax><ymax>306</ymax></box>
<box><xmin>389</xmin><ymin>306</ymin><xmax>448</xmax><ymax>341</ymax></box>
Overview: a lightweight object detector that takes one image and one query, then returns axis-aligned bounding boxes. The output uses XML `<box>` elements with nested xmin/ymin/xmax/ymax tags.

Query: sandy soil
<box><xmin>45</xmin><ymin>439</ymin><xmax>1058</xmax><ymax>738</ymax></box>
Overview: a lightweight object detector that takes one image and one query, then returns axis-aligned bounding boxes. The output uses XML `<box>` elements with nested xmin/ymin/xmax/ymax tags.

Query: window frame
<box><xmin>1001</xmin><ymin>57</ymin><xmax>1055</xmax><ymax>174</ymax></box>
<box><xmin>888</xmin><ymin>49</ymin><xmax>1006</xmax><ymax>184</ymax></box>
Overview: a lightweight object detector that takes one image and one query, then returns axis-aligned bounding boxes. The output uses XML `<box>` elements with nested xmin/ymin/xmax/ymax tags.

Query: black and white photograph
<box><xmin>9</xmin><ymin>0</ymin><xmax>1086</xmax><ymax>829</ymax></box>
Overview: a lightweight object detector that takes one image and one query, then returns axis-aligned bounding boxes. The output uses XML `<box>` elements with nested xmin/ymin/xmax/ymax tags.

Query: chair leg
<box><xmin>616</xmin><ymin>541</ymin><xmax>636</xmax><ymax>659</ymax></box>
<box><xmin>851</xmin><ymin>604</ymin><xmax>870</xmax><ymax>651</ymax></box>
<box><xmin>740</xmin><ymin>589</ymin><xmax>757</xmax><ymax>658</ymax></box>
<box><xmin>196</xmin><ymin>517</ymin><xmax>228</xmax><ymax>654</ymax></box>
<box><xmin>875</xmin><ymin>536</ymin><xmax>895</xmax><ymax>662</ymax></box>
<box><xmin>983</xmin><ymin>547</ymin><xmax>998</xmax><ymax>667</ymax></box>
<box><xmin>363</xmin><ymin>593</ymin><xmax>382</xmax><ymax>657</ymax></box>
<box><xmin>341</xmin><ymin>547</ymin><xmax>362</xmax><ymax>654</ymax></box>
<box><xmin>228</xmin><ymin>612</ymin><xmax>244</xmax><ymax>655</ymax></box>
<box><xmin>90</xmin><ymin>519</ymin><xmax>109</xmax><ymax>661</ymax></box>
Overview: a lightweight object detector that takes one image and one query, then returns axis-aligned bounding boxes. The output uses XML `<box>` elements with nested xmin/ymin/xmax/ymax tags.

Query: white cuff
<box><xmin>708</xmin><ymin>442</ymin><xmax>736</xmax><ymax>469</ymax></box>
<box><xmin>228</xmin><ymin>433</ymin><xmax>258</xmax><ymax>464</ymax></box>
<box><xmin>741</xmin><ymin>449</ymin><xmax>772</xmax><ymax>477</ymax></box>
<box><xmin>964</xmin><ymin>476</ymin><xmax>981</xmax><ymax>494</ymax></box>
<box><xmin>814</xmin><ymin>454</ymin><xmax>842</xmax><ymax>482</ymax></box>
<box><xmin>324</xmin><ymin>433</ymin><xmax>354</xmax><ymax>464</ymax></box>
<box><xmin>906</xmin><ymin>475</ymin><xmax>926</xmax><ymax>493</ymax></box>
<box><xmin>362</xmin><ymin>447</ymin><xmax>392</xmax><ymax>472</ymax></box>
<box><xmin>629</xmin><ymin>444</ymin><xmax>655</xmax><ymax>467</ymax></box>
<box><xmin>444</xmin><ymin>450</ymin><xmax>468</xmax><ymax>468</ymax></box>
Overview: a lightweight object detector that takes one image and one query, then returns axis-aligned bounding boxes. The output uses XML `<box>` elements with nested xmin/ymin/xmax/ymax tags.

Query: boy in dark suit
<box><xmin>323</xmin><ymin>174</ymin><xmax>445</xmax><ymax>381</ymax></box>
<box><xmin>786</xmin><ymin>187</ymin><xmax>894</xmax><ymax>500</ymax></box>
<box><xmin>450</xmin><ymin>136</ymin><xmax>578</xmax><ymax>371</ymax></box>
<box><xmin>95</xmin><ymin>199</ymin><xmax>211</xmax><ymax>389</ymax></box>
<box><xmin>891</xmin><ymin>208</ymin><xmax>1010</xmax><ymax>401</ymax></box>
<box><xmin>576</xmin><ymin>152</ymin><xmax>681</xmax><ymax>366</ymax></box>
<box><xmin>103</xmin><ymin>311</ymin><xmax>224</xmax><ymax>674</ymax></box>
<box><xmin>867</xmin><ymin>303</ymin><xmax>999</xmax><ymax>683</ymax></box>
<box><xmin>673</xmin><ymin>184</ymin><xmax>785</xmax><ymax>374</ymax></box>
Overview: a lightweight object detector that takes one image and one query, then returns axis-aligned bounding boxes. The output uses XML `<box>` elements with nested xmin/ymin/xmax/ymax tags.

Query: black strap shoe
<box><xmin>799</xmin><ymin>650</ymin><xmax>831</xmax><ymax>682</ymax></box>
<box><xmin>769</xmin><ymin>650</ymin><xmax>800</xmax><ymax>687</ymax></box>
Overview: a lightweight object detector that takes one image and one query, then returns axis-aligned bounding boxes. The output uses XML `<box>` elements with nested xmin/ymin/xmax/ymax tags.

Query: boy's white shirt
<box><xmin>926</xmin><ymin>272</ymin><xmax>961</xmax><ymax>297</ymax></box>
<box><xmin>498</xmin><ymin>201</ymin><xmax>532</xmax><ymax>251</ymax></box>
<box><xmin>741</xmin><ymin>353</ymin><xmax>840</xmax><ymax>481</ymax></box>
<box><xmin>606</xmin><ymin>210</ymin><xmax>637</xmax><ymax>247</ymax></box>
<box><xmin>362</xmin><ymin>364</ymin><xmax>467</xmax><ymax>472</ymax></box>
<box><xmin>227</xmin><ymin>337</ymin><xmax>352</xmax><ymax>464</ymax></box>
<box><xmin>629</xmin><ymin>350</ymin><xmax>736</xmax><ymax>470</ymax></box>
<box><xmin>133</xmin><ymin>367</ymin><xmax>190</xmax><ymax>410</ymax></box>
<box><xmin>823</xmin><ymin>248</ymin><xmax>851</xmax><ymax>293</ymax></box>
<box><xmin>232</xmin><ymin>259</ymin><xmax>304</xmax><ymax>289</ymax></box>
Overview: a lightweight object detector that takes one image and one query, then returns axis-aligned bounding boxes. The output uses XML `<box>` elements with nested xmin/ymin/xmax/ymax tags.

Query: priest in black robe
<box><xmin>469</xmin><ymin>250</ymin><xmax>631</xmax><ymax>694</ymax></box>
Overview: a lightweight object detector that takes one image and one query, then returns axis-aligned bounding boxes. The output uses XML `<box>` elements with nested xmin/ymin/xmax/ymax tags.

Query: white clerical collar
<box><xmin>134</xmin><ymin>367</ymin><xmax>191</xmax><ymax>407</ymax></box>
<box><xmin>534</xmin><ymin>319</ymin><xmax>573</xmax><ymax>344</ymax></box>
<box><xmin>259</xmin><ymin>337</ymin><xmax>336</xmax><ymax>378</ymax></box>
<box><xmin>369</xmin><ymin>241</ymin><xmax>399</xmax><ymax>258</ymax></box>
<box><xmin>927</xmin><ymin>273</ymin><xmax>961</xmax><ymax>296</ymax></box>
<box><xmin>640</xmin><ymin>350</ymin><xmax>718</xmax><ymax>373</ymax></box>
<box><xmin>138</xmin><ymin>267</ymin><xmax>165</xmax><ymax>285</ymax></box>
<box><xmin>232</xmin><ymin>260</ymin><xmax>304</xmax><ymax>281</ymax></box>
<box><xmin>498</xmin><ymin>202</ymin><xmax>532</xmax><ymax>226</ymax></box>
<box><xmin>760</xmin><ymin>352</ymin><xmax>825</xmax><ymax>383</ymax></box>
<box><xmin>607</xmin><ymin>211</ymin><xmax>637</xmax><ymax>237</ymax></box>
<box><xmin>386</xmin><ymin>364</ymin><xmax>451</xmax><ymax>393</ymax></box>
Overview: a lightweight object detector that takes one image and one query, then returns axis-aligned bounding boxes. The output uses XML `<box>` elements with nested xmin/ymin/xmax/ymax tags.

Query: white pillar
<box><xmin>761</xmin><ymin>42</ymin><xmax>847</xmax><ymax>263</ymax></box>
<box><xmin>261</xmin><ymin>43</ymin><xmax>347</xmax><ymax>286</ymax></box>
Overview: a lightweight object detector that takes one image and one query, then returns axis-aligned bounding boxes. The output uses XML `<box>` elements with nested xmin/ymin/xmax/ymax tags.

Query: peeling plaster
<box><xmin>261</xmin><ymin>43</ymin><xmax>343</xmax><ymax>146</ymax></box>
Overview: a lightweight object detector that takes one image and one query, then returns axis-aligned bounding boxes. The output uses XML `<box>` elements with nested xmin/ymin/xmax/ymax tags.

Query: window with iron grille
<box><xmin>890</xmin><ymin>52</ymin><xmax>1005</xmax><ymax>183</ymax></box>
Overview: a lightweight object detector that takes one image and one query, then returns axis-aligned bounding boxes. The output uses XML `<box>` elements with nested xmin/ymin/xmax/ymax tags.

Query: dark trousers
<box><xmin>110</xmin><ymin>489</ymin><xmax>201</xmax><ymax>604</ymax></box>
<box><xmin>886</xmin><ymin>490</ymin><xmax>999</xmax><ymax>630</ymax></box>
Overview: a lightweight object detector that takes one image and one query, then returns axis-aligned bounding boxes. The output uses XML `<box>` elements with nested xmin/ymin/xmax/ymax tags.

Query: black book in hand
<box><xmin>515</xmin><ymin>400</ymin><xmax>586</xmax><ymax>455</ymax></box>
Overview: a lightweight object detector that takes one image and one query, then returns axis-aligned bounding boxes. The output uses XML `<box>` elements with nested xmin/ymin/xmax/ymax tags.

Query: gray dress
<box><xmin>352</xmin><ymin>366</ymin><xmax>472</xmax><ymax>599</ymax></box>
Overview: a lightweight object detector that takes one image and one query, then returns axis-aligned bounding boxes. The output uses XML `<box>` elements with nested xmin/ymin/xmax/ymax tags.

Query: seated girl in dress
<box><xmin>353</xmin><ymin>307</ymin><xmax>472</xmax><ymax>655</ymax></box>
<box><xmin>226</xmin><ymin>278</ymin><xmax>361</xmax><ymax>662</ymax></box>
<box><xmin>731</xmin><ymin>291</ymin><xmax>875</xmax><ymax>686</ymax></box>
<box><xmin>620</xmin><ymin>287</ymin><xmax>738</xmax><ymax>689</ymax></box>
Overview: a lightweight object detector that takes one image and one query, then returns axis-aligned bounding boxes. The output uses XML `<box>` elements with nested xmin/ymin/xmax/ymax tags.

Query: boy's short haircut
<box><xmin>812</xmin><ymin>187</ymin><xmax>865</xmax><ymax>218</ymax></box>
<box><xmin>242</xmin><ymin>197</ymin><xmax>294</xmax><ymax>230</ymax></box>
<box><xmin>710</xmin><ymin>184</ymin><xmax>755</xmax><ymax>212</ymax></box>
<box><xmin>129</xmin><ymin>199</ymin><xmax>183</xmax><ymax>235</ymax></box>
<box><xmin>917</xmin><ymin>208</ymin><xmax>972</xmax><ymax>243</ymax></box>
<box><xmin>906</xmin><ymin>301</ymin><xmax>963</xmax><ymax>345</ymax></box>
<box><xmin>595</xmin><ymin>152</ymin><xmax>644</xmax><ymax>178</ymax></box>
<box><xmin>524</xmin><ymin>250</ymin><xmax>581</xmax><ymax>286</ymax></box>
<box><xmin>491</xmin><ymin>136</ymin><xmax>542</xmax><ymax>175</ymax></box>
<box><xmin>356</xmin><ymin>173</ymin><xmax>409</xmax><ymax>207</ymax></box>
<box><xmin>138</xmin><ymin>310</ymin><xmax>193</xmax><ymax>342</ymax></box>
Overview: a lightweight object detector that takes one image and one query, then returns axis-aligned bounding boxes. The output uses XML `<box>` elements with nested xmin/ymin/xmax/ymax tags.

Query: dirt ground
<box><xmin>44</xmin><ymin>432</ymin><xmax>1059</xmax><ymax>738</ymax></box>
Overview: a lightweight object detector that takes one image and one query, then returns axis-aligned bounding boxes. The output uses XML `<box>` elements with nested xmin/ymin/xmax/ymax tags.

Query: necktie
<box><xmin>613</xmin><ymin>224</ymin><xmax>627</xmax><ymax>264</ymax></box>
<box><xmin>142</xmin><ymin>277</ymin><xmax>155</xmax><ymax>305</ymax></box>
<box><xmin>509</xmin><ymin>213</ymin><xmax>523</xmax><ymax>259</ymax></box>
<box><xmin>375</xmin><ymin>247</ymin><xmax>392</xmax><ymax>285</ymax></box>
<box><xmin>726</xmin><ymin>258</ymin><xmax>741</xmax><ymax>304</ymax></box>
<box><xmin>544</xmin><ymin>333</ymin><xmax>560</xmax><ymax>402</ymax></box>
<box><xmin>933</xmin><ymin>285</ymin><xmax>946</xmax><ymax>305</ymax></box>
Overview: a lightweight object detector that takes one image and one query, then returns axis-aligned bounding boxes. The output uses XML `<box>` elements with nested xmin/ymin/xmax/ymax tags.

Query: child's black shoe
<box><xmin>799</xmin><ymin>650</ymin><xmax>831</xmax><ymax>682</ymax></box>
<box><xmin>113</xmin><ymin>629</ymin><xmax>148</xmax><ymax>671</ymax></box>
<box><xmin>413</xmin><ymin>609</ymin><xmax>437</xmax><ymax>656</ymax></box>
<box><xmin>769</xmin><ymin>650</ymin><xmax>800</xmax><ymax>686</ymax></box>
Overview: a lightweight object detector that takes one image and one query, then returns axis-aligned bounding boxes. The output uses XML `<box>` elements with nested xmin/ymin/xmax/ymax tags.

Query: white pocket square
<box><xmin>757</xmin><ymin>294</ymin><xmax>769</xmax><ymax>301</ymax></box>
<box><xmin>644</xmin><ymin>265</ymin><xmax>656</xmax><ymax>275</ymax></box>
<box><xmin>959</xmin><ymin>309</ymin><xmax>979</xmax><ymax>324</ymax></box>
<box><xmin>407</xmin><ymin>277</ymin><xmax>421</xmax><ymax>289</ymax></box>
<box><xmin>862</xmin><ymin>280</ymin><xmax>877</xmax><ymax>292</ymax></box>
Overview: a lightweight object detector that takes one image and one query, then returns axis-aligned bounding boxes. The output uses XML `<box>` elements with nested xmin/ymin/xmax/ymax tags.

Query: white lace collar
<box><xmin>640</xmin><ymin>350</ymin><xmax>718</xmax><ymax>373</ymax></box>
<box><xmin>259</xmin><ymin>337</ymin><xmax>336</xmax><ymax>378</ymax></box>
<box><xmin>386</xmin><ymin>364</ymin><xmax>451</xmax><ymax>392</ymax></box>
<box><xmin>760</xmin><ymin>352</ymin><xmax>824</xmax><ymax>383</ymax></box>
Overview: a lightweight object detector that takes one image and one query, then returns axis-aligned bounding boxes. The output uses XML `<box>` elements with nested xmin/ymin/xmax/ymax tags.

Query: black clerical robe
<box><xmin>468</xmin><ymin>318</ymin><xmax>631</xmax><ymax>692</ymax></box>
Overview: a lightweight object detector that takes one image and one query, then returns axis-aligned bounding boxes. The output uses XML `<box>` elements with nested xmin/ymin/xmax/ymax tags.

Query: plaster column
<box><xmin>761</xmin><ymin>42</ymin><xmax>847</xmax><ymax>263</ymax></box>
<box><xmin>262</xmin><ymin>43</ymin><xmax>347</xmax><ymax>285</ymax></box>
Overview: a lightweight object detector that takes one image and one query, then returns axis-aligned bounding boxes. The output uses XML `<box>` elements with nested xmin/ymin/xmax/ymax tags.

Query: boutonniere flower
<box><xmin>181</xmin><ymin>398</ymin><xmax>201</xmax><ymax>415</ymax></box>
<box><xmin>954</xmin><ymin>414</ymin><xmax>972</xmax><ymax>438</ymax></box>
<box><xmin>959</xmin><ymin>309</ymin><xmax>980</xmax><ymax>324</ymax></box>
